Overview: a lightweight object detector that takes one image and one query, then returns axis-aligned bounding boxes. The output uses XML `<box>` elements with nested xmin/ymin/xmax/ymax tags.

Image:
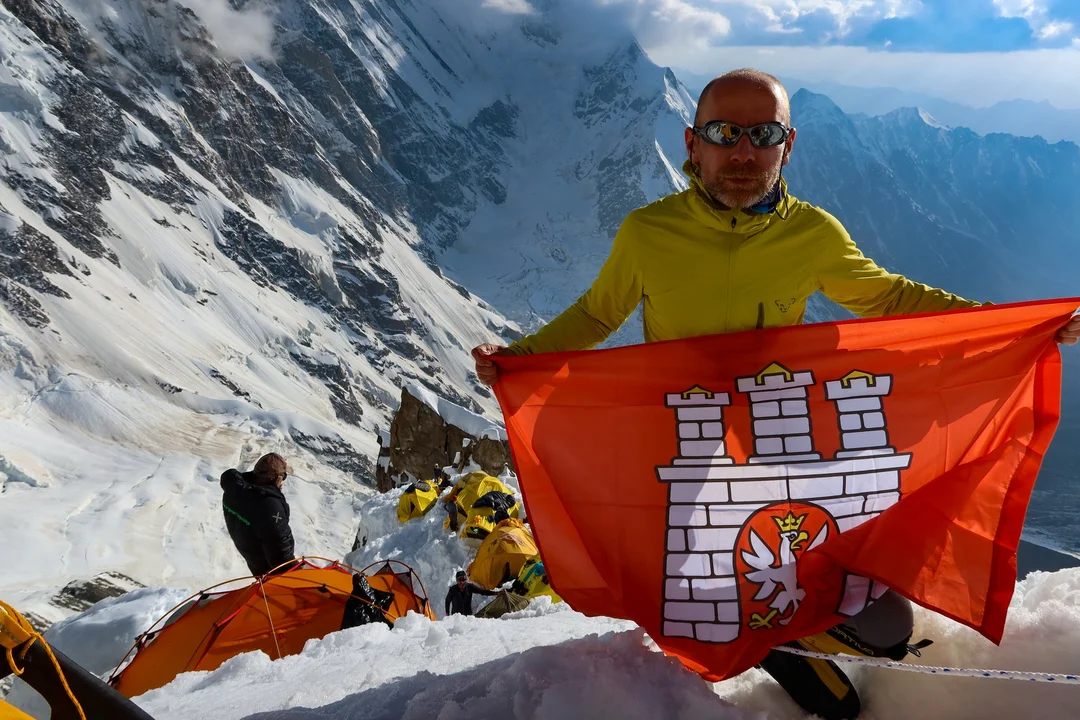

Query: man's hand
<box><xmin>1058</xmin><ymin>314</ymin><xmax>1080</xmax><ymax>345</ymax></box>
<box><xmin>472</xmin><ymin>343</ymin><xmax>506</xmax><ymax>386</ymax></box>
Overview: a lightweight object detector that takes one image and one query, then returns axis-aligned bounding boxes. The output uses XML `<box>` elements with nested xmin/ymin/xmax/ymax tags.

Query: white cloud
<box><xmin>718</xmin><ymin>0</ymin><xmax>919</xmax><ymax>33</ymax></box>
<box><xmin>586</xmin><ymin>1</ymin><xmax>1079</xmax><ymax>107</ymax></box>
<box><xmin>992</xmin><ymin>0</ymin><xmax>1041</xmax><ymax>20</ymax></box>
<box><xmin>597</xmin><ymin>0</ymin><xmax>732</xmax><ymax>49</ymax></box>
<box><xmin>177</xmin><ymin>0</ymin><xmax>276</xmax><ymax>62</ymax></box>
<box><xmin>1038</xmin><ymin>20</ymin><xmax>1075</xmax><ymax>40</ymax></box>
<box><xmin>649</xmin><ymin>43</ymin><xmax>1080</xmax><ymax>109</ymax></box>
<box><xmin>992</xmin><ymin>0</ymin><xmax>1078</xmax><ymax>42</ymax></box>
<box><xmin>483</xmin><ymin>0</ymin><xmax>536</xmax><ymax>12</ymax></box>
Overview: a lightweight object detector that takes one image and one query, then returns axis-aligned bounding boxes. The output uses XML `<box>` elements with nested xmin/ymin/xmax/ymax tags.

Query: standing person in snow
<box><xmin>433</xmin><ymin>463</ymin><xmax>451</xmax><ymax>490</ymax></box>
<box><xmin>445</xmin><ymin>570</ymin><xmax>497</xmax><ymax>616</ymax></box>
<box><xmin>220</xmin><ymin>453</ymin><xmax>297</xmax><ymax>577</ymax></box>
<box><xmin>470</xmin><ymin>68</ymin><xmax>1080</xmax><ymax>720</ymax></box>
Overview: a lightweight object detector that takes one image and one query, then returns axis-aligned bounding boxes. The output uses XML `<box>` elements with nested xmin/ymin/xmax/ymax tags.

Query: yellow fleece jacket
<box><xmin>507</xmin><ymin>163</ymin><xmax>979</xmax><ymax>355</ymax></box>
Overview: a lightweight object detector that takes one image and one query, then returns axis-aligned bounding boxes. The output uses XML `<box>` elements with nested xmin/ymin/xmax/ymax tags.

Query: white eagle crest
<box><xmin>741</xmin><ymin>511</ymin><xmax>829</xmax><ymax>624</ymax></box>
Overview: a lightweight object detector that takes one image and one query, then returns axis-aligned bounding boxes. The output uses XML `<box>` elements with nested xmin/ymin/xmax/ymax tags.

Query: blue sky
<box><xmin>574</xmin><ymin>0</ymin><xmax>1080</xmax><ymax>108</ymax></box>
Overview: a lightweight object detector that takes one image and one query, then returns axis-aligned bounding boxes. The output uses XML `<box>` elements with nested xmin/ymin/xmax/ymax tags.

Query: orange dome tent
<box><xmin>361</xmin><ymin>560</ymin><xmax>437</xmax><ymax>624</ymax></box>
<box><xmin>108</xmin><ymin>558</ymin><xmax>434</xmax><ymax>699</ymax></box>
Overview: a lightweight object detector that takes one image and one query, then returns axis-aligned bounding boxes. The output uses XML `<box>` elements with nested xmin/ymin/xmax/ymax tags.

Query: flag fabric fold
<box><xmin>492</xmin><ymin>299</ymin><xmax>1076</xmax><ymax>680</ymax></box>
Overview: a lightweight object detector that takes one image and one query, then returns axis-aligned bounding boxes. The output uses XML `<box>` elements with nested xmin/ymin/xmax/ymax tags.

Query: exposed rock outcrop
<box><xmin>375</xmin><ymin>386</ymin><xmax>512</xmax><ymax>492</ymax></box>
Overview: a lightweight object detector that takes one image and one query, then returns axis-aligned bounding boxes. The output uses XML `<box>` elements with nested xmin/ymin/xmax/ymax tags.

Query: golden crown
<box><xmin>773</xmin><ymin>511</ymin><xmax>807</xmax><ymax>533</ymax></box>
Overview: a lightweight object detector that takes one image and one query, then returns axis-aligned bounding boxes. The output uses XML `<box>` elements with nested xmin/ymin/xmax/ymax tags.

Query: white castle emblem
<box><xmin>655</xmin><ymin>362</ymin><xmax>912</xmax><ymax>644</ymax></box>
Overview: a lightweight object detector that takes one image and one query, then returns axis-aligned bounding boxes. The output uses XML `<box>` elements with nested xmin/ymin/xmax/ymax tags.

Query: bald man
<box><xmin>473</xmin><ymin>68</ymin><xmax>1077</xmax><ymax>366</ymax></box>
<box><xmin>470</xmin><ymin>69</ymin><xmax>1079</xmax><ymax>718</ymax></box>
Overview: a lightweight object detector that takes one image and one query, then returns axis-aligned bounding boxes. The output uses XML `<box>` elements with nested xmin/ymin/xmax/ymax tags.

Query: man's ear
<box><xmin>684</xmin><ymin>126</ymin><xmax>696</xmax><ymax>164</ymax></box>
<box><xmin>782</xmin><ymin>126</ymin><xmax>797</xmax><ymax>167</ymax></box>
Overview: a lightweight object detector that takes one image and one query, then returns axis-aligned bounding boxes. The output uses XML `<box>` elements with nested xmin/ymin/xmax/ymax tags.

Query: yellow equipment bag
<box><xmin>0</xmin><ymin>700</ymin><xmax>34</xmax><ymax>720</ymax></box>
<box><xmin>516</xmin><ymin>555</ymin><xmax>562</xmax><ymax>603</ymax></box>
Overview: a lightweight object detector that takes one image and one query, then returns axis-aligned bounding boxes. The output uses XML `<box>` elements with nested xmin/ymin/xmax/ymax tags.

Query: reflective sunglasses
<box><xmin>693</xmin><ymin>120</ymin><xmax>790</xmax><ymax>148</ymax></box>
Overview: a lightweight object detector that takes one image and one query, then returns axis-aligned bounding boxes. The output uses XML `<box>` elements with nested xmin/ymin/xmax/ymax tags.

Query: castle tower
<box><xmin>660</xmin><ymin>386</ymin><xmax>738</xmax><ymax>643</ymax></box>
<box><xmin>665</xmin><ymin>385</ymin><xmax>734</xmax><ymax>465</ymax></box>
<box><xmin>736</xmin><ymin>363</ymin><xmax>820</xmax><ymax>463</ymax></box>
<box><xmin>824</xmin><ymin>371</ymin><xmax>895</xmax><ymax>457</ymax></box>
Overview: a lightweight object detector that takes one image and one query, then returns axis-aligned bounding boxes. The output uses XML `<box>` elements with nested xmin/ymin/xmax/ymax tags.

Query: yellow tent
<box><xmin>468</xmin><ymin>519</ymin><xmax>539</xmax><ymax>590</ymax></box>
<box><xmin>442</xmin><ymin>472</ymin><xmax>514</xmax><ymax>533</ymax></box>
<box><xmin>396</xmin><ymin>480</ymin><xmax>441</xmax><ymax>523</ymax></box>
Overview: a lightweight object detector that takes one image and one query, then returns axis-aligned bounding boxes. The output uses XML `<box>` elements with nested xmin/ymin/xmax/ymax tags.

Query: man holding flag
<box><xmin>471</xmin><ymin>68</ymin><xmax>1079</xmax><ymax>720</ymax></box>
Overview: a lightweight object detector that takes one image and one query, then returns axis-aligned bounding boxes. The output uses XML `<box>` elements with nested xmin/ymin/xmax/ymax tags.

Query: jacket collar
<box><xmin>222</xmin><ymin>469</ymin><xmax>286</xmax><ymax>500</ymax></box>
<box><xmin>681</xmin><ymin>160</ymin><xmax>791</xmax><ymax>236</ymax></box>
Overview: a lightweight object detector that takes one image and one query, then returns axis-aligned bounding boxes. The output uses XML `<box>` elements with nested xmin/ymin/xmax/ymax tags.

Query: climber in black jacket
<box><xmin>220</xmin><ymin>453</ymin><xmax>296</xmax><ymax>577</ymax></box>
<box><xmin>445</xmin><ymin>570</ymin><xmax>497</xmax><ymax>616</ymax></box>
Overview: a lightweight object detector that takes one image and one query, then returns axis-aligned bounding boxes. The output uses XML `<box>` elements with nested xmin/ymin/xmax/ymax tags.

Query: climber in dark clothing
<box><xmin>220</xmin><ymin>453</ymin><xmax>296</xmax><ymax>577</ymax></box>
<box><xmin>341</xmin><ymin>573</ymin><xmax>394</xmax><ymax>630</ymax></box>
<box><xmin>445</xmin><ymin>570</ymin><xmax>497</xmax><ymax>616</ymax></box>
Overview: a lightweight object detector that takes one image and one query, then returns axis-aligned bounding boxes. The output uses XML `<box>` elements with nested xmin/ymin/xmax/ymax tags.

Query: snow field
<box><xmin>8</xmin><ymin>480</ymin><xmax>1080</xmax><ymax>719</ymax></box>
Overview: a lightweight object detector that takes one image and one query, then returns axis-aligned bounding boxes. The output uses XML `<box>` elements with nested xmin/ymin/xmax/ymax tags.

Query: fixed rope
<box><xmin>0</xmin><ymin>600</ymin><xmax>87</xmax><ymax>719</ymax></box>
<box><xmin>776</xmin><ymin>644</ymin><xmax>1080</xmax><ymax>684</ymax></box>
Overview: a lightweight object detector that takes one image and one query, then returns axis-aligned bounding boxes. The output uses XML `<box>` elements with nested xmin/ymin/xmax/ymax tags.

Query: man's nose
<box><xmin>727</xmin><ymin>134</ymin><xmax>756</xmax><ymax>164</ymax></box>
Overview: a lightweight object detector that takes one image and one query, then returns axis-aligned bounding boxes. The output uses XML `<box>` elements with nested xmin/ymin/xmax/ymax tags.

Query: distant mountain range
<box><xmin>677</xmin><ymin>70</ymin><xmax>1080</xmax><ymax>144</ymax></box>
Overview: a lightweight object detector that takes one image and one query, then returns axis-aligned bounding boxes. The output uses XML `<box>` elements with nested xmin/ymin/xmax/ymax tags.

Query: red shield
<box><xmin>735</xmin><ymin>501</ymin><xmax>839</xmax><ymax>632</ymax></box>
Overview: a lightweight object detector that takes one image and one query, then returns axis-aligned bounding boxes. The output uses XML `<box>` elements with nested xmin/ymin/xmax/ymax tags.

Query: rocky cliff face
<box><xmin>375</xmin><ymin>386</ymin><xmax>512</xmax><ymax>492</ymax></box>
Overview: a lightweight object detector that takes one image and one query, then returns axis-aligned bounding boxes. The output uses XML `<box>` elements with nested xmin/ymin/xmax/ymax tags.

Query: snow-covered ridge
<box><xmin>8</xmin><ymin>488</ymin><xmax>1080</xmax><ymax>719</ymax></box>
<box><xmin>405</xmin><ymin>383</ymin><xmax>506</xmax><ymax>441</ymax></box>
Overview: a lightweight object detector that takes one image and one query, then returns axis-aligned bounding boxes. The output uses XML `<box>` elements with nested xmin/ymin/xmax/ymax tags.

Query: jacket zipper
<box><xmin>724</xmin><ymin>216</ymin><xmax>736</xmax><ymax>331</ymax></box>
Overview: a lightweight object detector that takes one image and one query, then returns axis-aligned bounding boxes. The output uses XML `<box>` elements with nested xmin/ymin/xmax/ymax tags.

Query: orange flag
<box><xmin>492</xmin><ymin>299</ymin><xmax>1077</xmax><ymax>680</ymax></box>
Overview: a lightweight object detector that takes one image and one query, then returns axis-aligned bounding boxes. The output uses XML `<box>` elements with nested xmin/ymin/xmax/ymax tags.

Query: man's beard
<box><xmin>701</xmin><ymin>163</ymin><xmax>781</xmax><ymax>210</ymax></box>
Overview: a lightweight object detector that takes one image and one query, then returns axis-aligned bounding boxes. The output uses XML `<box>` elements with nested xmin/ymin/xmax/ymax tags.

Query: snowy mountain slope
<box><xmin>439</xmin><ymin>41</ymin><xmax>694</xmax><ymax>338</ymax></box>
<box><xmin>0</xmin><ymin>0</ymin><xmax>531</xmax><ymax>603</ymax></box>
<box><xmin>8</xmin><ymin>504</ymin><xmax>1080</xmax><ymax>720</ymax></box>
<box><xmin>0</xmin><ymin>0</ymin><xmax>697</xmax><ymax>610</ymax></box>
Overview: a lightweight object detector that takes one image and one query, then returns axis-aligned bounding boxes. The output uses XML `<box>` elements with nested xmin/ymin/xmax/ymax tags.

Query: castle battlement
<box><xmin>655</xmin><ymin>363</ymin><xmax>911</xmax><ymax>645</ymax></box>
